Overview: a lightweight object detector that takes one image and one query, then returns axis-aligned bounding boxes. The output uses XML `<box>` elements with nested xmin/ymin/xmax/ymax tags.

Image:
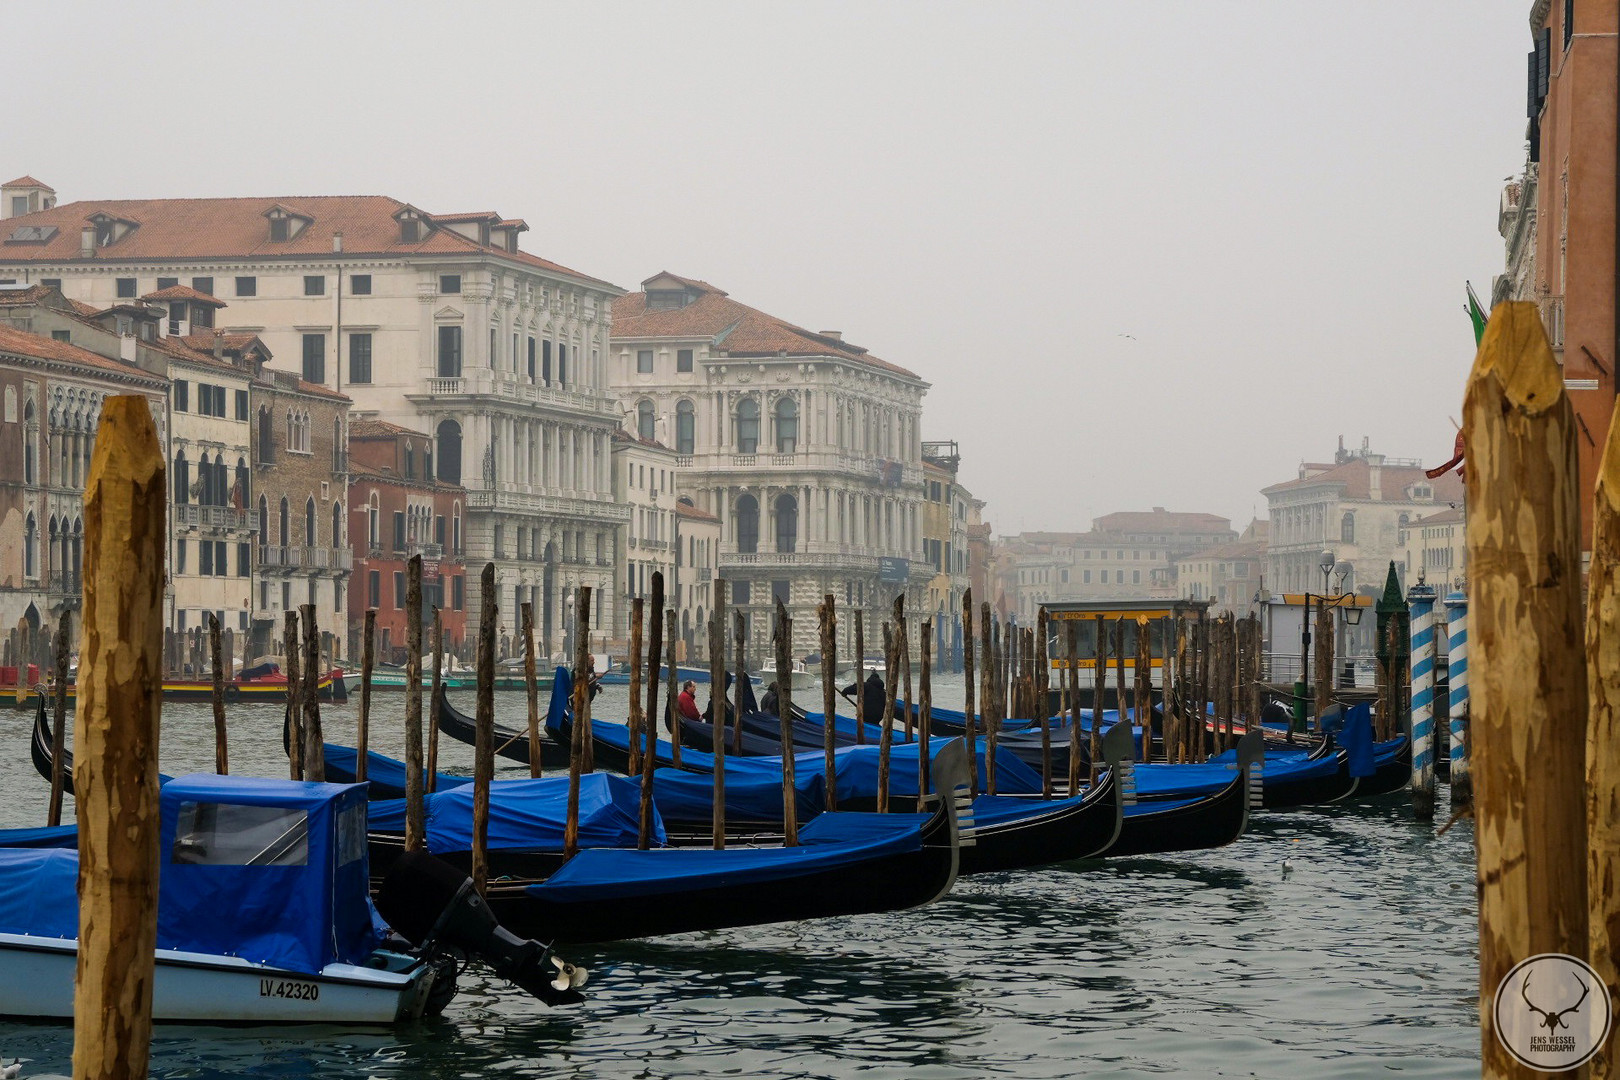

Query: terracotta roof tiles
<box><xmin>351</xmin><ymin>418</ymin><xmax>429</xmax><ymax>440</ymax></box>
<box><xmin>675</xmin><ymin>501</ymin><xmax>720</xmax><ymax>523</ymax></box>
<box><xmin>0</xmin><ymin>323</ymin><xmax>165</xmax><ymax>382</ymax></box>
<box><xmin>141</xmin><ymin>284</ymin><xmax>226</xmax><ymax>306</ymax></box>
<box><xmin>3</xmin><ymin>177</ymin><xmax>52</xmax><ymax>191</ymax></box>
<box><xmin>0</xmin><ymin>194</ymin><xmax>618</xmax><ymax>290</ymax></box>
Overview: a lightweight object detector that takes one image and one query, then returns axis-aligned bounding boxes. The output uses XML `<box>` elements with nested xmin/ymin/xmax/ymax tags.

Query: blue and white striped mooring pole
<box><xmin>1408</xmin><ymin>581</ymin><xmax>1438</xmax><ymax>819</ymax></box>
<box><xmin>1445</xmin><ymin>591</ymin><xmax>1470</xmax><ymax>805</ymax></box>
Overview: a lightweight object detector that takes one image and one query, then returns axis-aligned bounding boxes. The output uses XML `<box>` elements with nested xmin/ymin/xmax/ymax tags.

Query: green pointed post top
<box><xmin>1375</xmin><ymin>561</ymin><xmax>1407</xmax><ymax>664</ymax></box>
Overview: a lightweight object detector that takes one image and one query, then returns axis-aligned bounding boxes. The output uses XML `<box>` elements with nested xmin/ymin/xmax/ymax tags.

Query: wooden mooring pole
<box><xmin>356</xmin><ymin>609</ymin><xmax>375</xmax><ymax>784</ymax></box>
<box><xmin>820</xmin><ymin>594</ymin><xmax>838</xmax><ymax>812</ymax></box>
<box><xmin>1463</xmin><ymin>301</ymin><xmax>1588</xmax><ymax>1075</ymax></box>
<box><xmin>898</xmin><ymin>597</ymin><xmax>913</xmax><ymax>742</ymax></box>
<box><xmin>283</xmin><ymin>611</ymin><xmax>302</xmax><ymax>780</ymax></box>
<box><xmin>961</xmin><ymin>589</ymin><xmax>977</xmax><ymax>798</ymax></box>
<box><xmin>877</xmin><ymin>618</ymin><xmax>897</xmax><ymax>813</ymax></box>
<box><xmin>665</xmin><ymin>604</ymin><xmax>680</xmax><ymax>769</ymax></box>
<box><xmin>209</xmin><ymin>613</ymin><xmax>227</xmax><ymax>775</ymax></box>
<box><xmin>427</xmin><ymin>607</ymin><xmax>444</xmax><ymax>792</ymax></box>
<box><xmin>774</xmin><ymin>598</ymin><xmax>798</xmax><ymax>846</ymax></box>
<box><xmin>523</xmin><ymin>601</ymin><xmax>542</xmax><ymax>778</ymax></box>
<box><xmin>710</xmin><ymin>578</ymin><xmax>727</xmax><ymax>849</ymax></box>
<box><xmin>1587</xmin><ymin>396</ymin><xmax>1620</xmax><ymax>1073</ymax></box>
<box><xmin>627</xmin><ymin>598</ymin><xmax>645</xmax><ymax>777</ymax></box>
<box><xmin>981</xmin><ymin>602</ymin><xmax>996</xmax><ymax>795</ymax></box>
<box><xmin>473</xmin><ymin>563</ymin><xmax>498</xmax><ymax>887</ymax></box>
<box><xmin>638</xmin><ymin>574</ymin><xmax>664</xmax><ymax>851</ymax></box>
<box><xmin>854</xmin><ymin>610</ymin><xmax>867</xmax><ymax>746</ymax></box>
<box><xmin>299</xmin><ymin>604</ymin><xmax>324</xmax><ymax>782</ymax></box>
<box><xmin>918</xmin><ymin>618</ymin><xmax>932</xmax><ymax>801</ymax></box>
<box><xmin>72</xmin><ymin>396</ymin><xmax>164</xmax><ymax>1080</ymax></box>
<box><xmin>403</xmin><ymin>556</ymin><xmax>425</xmax><ymax>849</ymax></box>
<box><xmin>48</xmin><ymin>613</ymin><xmax>71</xmax><ymax>825</ymax></box>
<box><xmin>732</xmin><ymin>609</ymin><xmax>747</xmax><ymax>755</ymax></box>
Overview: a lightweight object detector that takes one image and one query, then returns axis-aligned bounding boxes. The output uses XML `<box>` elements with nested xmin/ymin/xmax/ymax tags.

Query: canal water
<box><xmin>0</xmin><ymin>675</ymin><xmax>1479</xmax><ymax>1079</ymax></box>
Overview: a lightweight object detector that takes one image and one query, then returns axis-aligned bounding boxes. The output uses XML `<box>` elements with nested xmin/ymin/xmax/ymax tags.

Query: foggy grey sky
<box><xmin>6</xmin><ymin>1</ymin><xmax>1531</xmax><ymax>536</ymax></box>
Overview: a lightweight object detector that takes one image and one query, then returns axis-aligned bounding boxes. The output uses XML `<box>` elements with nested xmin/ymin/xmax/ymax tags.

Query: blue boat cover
<box><xmin>322</xmin><ymin>741</ymin><xmax>472</xmax><ymax>799</ymax></box>
<box><xmin>1340</xmin><ymin>703</ymin><xmax>1377</xmax><ymax>778</ymax></box>
<box><xmin>967</xmin><ymin>791</ymin><xmax>1094</xmax><ymax>830</ymax></box>
<box><xmin>368</xmin><ymin>772</ymin><xmax>665</xmax><ymax>853</ymax></box>
<box><xmin>650</xmin><ymin>767</ymin><xmax>827</xmax><ymax>823</ymax></box>
<box><xmin>0</xmin><ymin>823</ymin><xmax>80</xmax><ymax>849</ymax></box>
<box><xmin>525</xmin><ymin>811</ymin><xmax>927</xmax><ymax>903</ymax></box>
<box><xmin>158</xmin><ymin>774</ymin><xmax>378</xmax><ymax>976</ymax></box>
<box><xmin>1133</xmin><ymin>753</ymin><xmax>1335</xmax><ymax>798</ymax></box>
<box><xmin>0</xmin><ymin>848</ymin><xmax>80</xmax><ymax>938</ymax></box>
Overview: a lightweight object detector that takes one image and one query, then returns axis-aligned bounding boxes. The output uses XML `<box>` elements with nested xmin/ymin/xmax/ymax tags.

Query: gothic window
<box><xmin>736</xmin><ymin>398</ymin><xmax>759</xmax><ymax>454</ymax></box>
<box><xmin>676</xmin><ymin>400</ymin><xmax>695</xmax><ymax>455</ymax></box>
<box><xmin>1341</xmin><ymin>511</ymin><xmax>1355</xmax><ymax>545</ymax></box>
<box><xmin>775</xmin><ymin>492</ymin><xmax>798</xmax><ymax>554</ymax></box>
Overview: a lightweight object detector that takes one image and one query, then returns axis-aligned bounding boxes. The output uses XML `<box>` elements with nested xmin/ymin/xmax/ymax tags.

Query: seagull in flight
<box><xmin>1117</xmin><ymin>333</ymin><xmax>1136</xmax><ymax>341</ymax></box>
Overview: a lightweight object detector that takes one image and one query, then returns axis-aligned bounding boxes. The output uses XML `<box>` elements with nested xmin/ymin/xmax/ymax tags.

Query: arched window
<box><xmin>47</xmin><ymin>517</ymin><xmax>58</xmax><ymax>582</ymax></box>
<box><xmin>22</xmin><ymin>400</ymin><xmax>35</xmax><ymax>486</ymax></box>
<box><xmin>210</xmin><ymin>454</ymin><xmax>228</xmax><ymax>506</ymax></box>
<box><xmin>774</xmin><ymin>397</ymin><xmax>798</xmax><ymax>454</ymax></box>
<box><xmin>257</xmin><ymin>406</ymin><xmax>274</xmax><ymax>464</ymax></box>
<box><xmin>367</xmin><ymin>491</ymin><xmax>380</xmax><ymax>549</ymax></box>
<box><xmin>70</xmin><ymin>519</ymin><xmax>81</xmax><ymax>584</ymax></box>
<box><xmin>234</xmin><ymin>459</ymin><xmax>249</xmax><ymax>508</ymax></box>
<box><xmin>736</xmin><ymin>398</ymin><xmax>759</xmax><ymax>454</ymax></box>
<box><xmin>736</xmin><ymin>493</ymin><xmax>759</xmax><ymax>554</ymax></box>
<box><xmin>1341</xmin><ymin>511</ymin><xmax>1355</xmax><ymax>545</ymax></box>
<box><xmin>24</xmin><ymin>513</ymin><xmax>36</xmax><ymax>578</ymax></box>
<box><xmin>676</xmin><ymin>400</ymin><xmax>695</xmax><ymax>455</ymax></box>
<box><xmin>775</xmin><ymin>492</ymin><xmax>798</xmax><ymax>553</ymax></box>
<box><xmin>436</xmin><ymin>419</ymin><xmax>462</xmax><ymax>485</ymax></box>
<box><xmin>257</xmin><ymin>495</ymin><xmax>269</xmax><ymax>549</ymax></box>
<box><xmin>452</xmin><ymin>502</ymin><xmax>462</xmax><ymax>555</ymax></box>
<box><xmin>173</xmin><ymin>450</ymin><xmax>189</xmax><ymax>505</ymax></box>
<box><xmin>279</xmin><ymin>497</ymin><xmax>290</xmax><ymax>547</ymax></box>
<box><xmin>305</xmin><ymin>497</ymin><xmax>317</xmax><ymax>546</ymax></box>
<box><xmin>637</xmin><ymin>400</ymin><xmax>655</xmax><ymax>441</ymax></box>
<box><xmin>332</xmin><ymin>501</ymin><xmax>343</xmax><ymax>549</ymax></box>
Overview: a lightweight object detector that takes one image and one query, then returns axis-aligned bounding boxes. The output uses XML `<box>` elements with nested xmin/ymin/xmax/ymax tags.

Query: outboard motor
<box><xmin>376</xmin><ymin>850</ymin><xmax>587</xmax><ymax>1006</ymax></box>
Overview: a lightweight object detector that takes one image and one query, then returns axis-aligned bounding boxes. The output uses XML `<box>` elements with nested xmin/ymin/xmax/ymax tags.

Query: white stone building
<box><xmin>610</xmin><ymin>273</ymin><xmax>930</xmax><ymax>657</ymax></box>
<box><xmin>610</xmin><ymin>427</ymin><xmax>678</xmax><ymax>644</ymax></box>
<box><xmin>1397</xmin><ymin>506</ymin><xmax>1466</xmax><ymax>595</ymax></box>
<box><xmin>1262</xmin><ymin>438</ymin><xmax>1464</xmax><ymax>598</ymax></box>
<box><xmin>0</xmin><ymin>184</ymin><xmax>628</xmax><ymax>650</ymax></box>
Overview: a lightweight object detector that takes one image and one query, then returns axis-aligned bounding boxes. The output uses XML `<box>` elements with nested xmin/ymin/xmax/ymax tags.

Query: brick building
<box><xmin>347</xmin><ymin>418</ymin><xmax>468</xmax><ymax>661</ymax></box>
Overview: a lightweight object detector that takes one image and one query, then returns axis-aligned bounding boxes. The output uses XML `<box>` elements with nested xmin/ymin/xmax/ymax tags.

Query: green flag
<box><xmin>1465</xmin><ymin>282</ymin><xmax>1488</xmax><ymax>345</ymax></box>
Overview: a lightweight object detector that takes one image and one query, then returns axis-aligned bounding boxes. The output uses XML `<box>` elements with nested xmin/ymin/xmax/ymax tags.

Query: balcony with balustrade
<box><xmin>257</xmin><ymin>545</ymin><xmax>354</xmax><ymax>573</ymax></box>
<box><xmin>672</xmin><ymin>448</ymin><xmax>922</xmax><ymax>487</ymax></box>
<box><xmin>175</xmin><ymin>504</ymin><xmax>256</xmax><ymax>534</ymax></box>
<box><xmin>407</xmin><ymin>371</ymin><xmax>617</xmax><ymax>419</ymax></box>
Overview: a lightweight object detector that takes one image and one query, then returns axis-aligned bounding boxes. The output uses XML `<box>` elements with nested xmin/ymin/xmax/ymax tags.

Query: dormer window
<box><xmin>94</xmin><ymin>219</ymin><xmax>114</xmax><ymax>246</ymax></box>
<box><xmin>264</xmin><ymin>205</ymin><xmax>311</xmax><ymax>243</ymax></box>
<box><xmin>87</xmin><ymin>212</ymin><xmax>137</xmax><ymax>247</ymax></box>
<box><xmin>401</xmin><ymin>218</ymin><xmax>420</xmax><ymax>243</ymax></box>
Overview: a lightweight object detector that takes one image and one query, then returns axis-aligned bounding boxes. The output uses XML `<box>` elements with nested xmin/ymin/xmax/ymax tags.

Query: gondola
<box><xmin>432</xmin><ymin>684</ymin><xmax>573</xmax><ymax>770</ymax></box>
<box><xmin>365</xmin><ymin>740</ymin><xmax>973</xmax><ymax>945</ymax></box>
<box><xmin>15</xmin><ymin>668</ymin><xmax>350</xmax><ymax>708</ymax></box>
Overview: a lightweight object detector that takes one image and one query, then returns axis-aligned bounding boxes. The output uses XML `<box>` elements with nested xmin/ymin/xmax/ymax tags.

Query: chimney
<box><xmin>820</xmin><ymin>330</ymin><xmax>842</xmax><ymax>342</ymax></box>
<box><xmin>79</xmin><ymin>226</ymin><xmax>94</xmax><ymax>258</ymax></box>
<box><xmin>212</xmin><ymin>330</ymin><xmax>225</xmax><ymax>360</ymax></box>
<box><xmin>1367</xmin><ymin>455</ymin><xmax>1383</xmax><ymax>501</ymax></box>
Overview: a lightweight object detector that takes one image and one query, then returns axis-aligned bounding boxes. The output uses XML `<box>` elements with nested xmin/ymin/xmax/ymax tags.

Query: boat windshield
<box><xmin>171</xmin><ymin>802</ymin><xmax>309</xmax><ymax>866</ymax></box>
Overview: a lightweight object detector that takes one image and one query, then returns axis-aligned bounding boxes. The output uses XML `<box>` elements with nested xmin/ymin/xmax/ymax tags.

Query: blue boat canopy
<box><xmin>158</xmin><ymin>774</ymin><xmax>379</xmax><ymax>976</ymax></box>
<box><xmin>0</xmin><ymin>848</ymin><xmax>80</xmax><ymax>939</ymax></box>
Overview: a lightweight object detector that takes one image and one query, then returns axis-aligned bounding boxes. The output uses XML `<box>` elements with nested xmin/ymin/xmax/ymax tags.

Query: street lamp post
<box><xmin>1294</xmin><ymin>550</ymin><xmax>1336</xmax><ymax>739</ymax></box>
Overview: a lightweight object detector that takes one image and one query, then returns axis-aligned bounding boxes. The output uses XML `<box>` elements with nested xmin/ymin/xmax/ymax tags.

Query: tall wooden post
<box><xmin>1134</xmin><ymin>616</ymin><xmax>1152</xmax><ymax>763</ymax></box>
<box><xmin>1036</xmin><ymin>620</ymin><xmax>1051</xmax><ymax>798</ymax></box>
<box><xmin>732</xmin><ymin>609</ymin><xmax>747</xmax><ymax>755</ymax></box>
<box><xmin>1587</xmin><ymin>398</ymin><xmax>1620</xmax><ymax>1073</ymax></box>
<box><xmin>639</xmin><ymin>574</ymin><xmax>664</xmax><ymax>851</ymax></box>
<box><xmin>709</xmin><ymin>578</ymin><xmax>727</xmax><ymax>849</ymax></box>
<box><xmin>820</xmin><ymin>595</ymin><xmax>838</xmax><ymax>812</ymax></box>
<box><xmin>72</xmin><ymin>395</ymin><xmax>165</xmax><ymax>1080</ymax></box>
<box><xmin>403</xmin><ymin>556</ymin><xmax>425</xmax><ymax>850</ymax></box>
<box><xmin>961</xmin><ymin>589</ymin><xmax>977</xmax><ymax>798</ymax></box>
<box><xmin>283</xmin><ymin>611</ymin><xmax>302</xmax><ymax>780</ymax></box>
<box><xmin>774</xmin><ymin>598</ymin><xmax>799</xmax><ymax>846</ymax></box>
<box><xmin>918</xmin><ymin>618</ymin><xmax>932</xmax><ymax>800</ymax></box>
<box><xmin>627</xmin><ymin>598</ymin><xmax>645</xmax><ymax>777</ymax></box>
<box><xmin>427</xmin><ymin>607</ymin><xmax>444</xmax><ymax>792</ymax></box>
<box><xmin>877</xmin><ymin>617</ymin><xmax>898</xmax><ymax>813</ymax></box>
<box><xmin>472</xmin><ymin>563</ymin><xmax>497</xmax><ymax>887</ymax></box>
<box><xmin>1092</xmin><ymin>613</ymin><xmax>1106</xmax><ymax>780</ymax></box>
<box><xmin>208</xmin><ymin>613</ymin><xmax>227</xmax><ymax>776</ymax></box>
<box><xmin>1314</xmin><ymin>600</ymin><xmax>1335</xmax><ymax>730</ymax></box>
<box><xmin>1463</xmin><ymin>300</ymin><xmax>1588</xmax><ymax>1075</ymax></box>
<box><xmin>299</xmin><ymin>604</ymin><xmax>325</xmax><ymax>782</ymax></box>
<box><xmin>48</xmin><ymin>613</ymin><xmax>72</xmax><ymax>825</ymax></box>
<box><xmin>1066</xmin><ymin>620</ymin><xmax>1081</xmax><ymax>794</ymax></box>
<box><xmin>356</xmin><ymin>609</ymin><xmax>375</xmax><ymax>784</ymax></box>
<box><xmin>522</xmin><ymin>601</ymin><xmax>541</xmax><ymax>778</ymax></box>
<box><xmin>854</xmin><ymin>610</ymin><xmax>867</xmax><ymax>746</ymax></box>
<box><xmin>981</xmin><ymin>602</ymin><xmax>996</xmax><ymax>795</ymax></box>
<box><xmin>665</xmin><ymin>604</ymin><xmax>681</xmax><ymax>768</ymax></box>
<box><xmin>898</xmin><ymin>598</ymin><xmax>913</xmax><ymax>741</ymax></box>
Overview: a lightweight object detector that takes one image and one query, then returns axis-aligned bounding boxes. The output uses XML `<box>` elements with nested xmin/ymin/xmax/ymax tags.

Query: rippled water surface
<box><xmin>0</xmin><ymin>675</ymin><xmax>1478</xmax><ymax>1078</ymax></box>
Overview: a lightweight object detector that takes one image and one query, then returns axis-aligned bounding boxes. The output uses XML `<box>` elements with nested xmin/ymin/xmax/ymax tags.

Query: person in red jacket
<box><xmin>676</xmin><ymin>680</ymin><xmax>702</xmax><ymax>725</ymax></box>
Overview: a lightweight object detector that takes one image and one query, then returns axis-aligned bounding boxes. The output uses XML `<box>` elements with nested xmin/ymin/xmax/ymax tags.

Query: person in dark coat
<box><xmin>862</xmin><ymin>672</ymin><xmax>888</xmax><ymax>721</ymax></box>
<box><xmin>703</xmin><ymin>671</ymin><xmax>734</xmax><ymax>725</ymax></box>
<box><xmin>760</xmin><ymin>680</ymin><xmax>780</xmax><ymax>717</ymax></box>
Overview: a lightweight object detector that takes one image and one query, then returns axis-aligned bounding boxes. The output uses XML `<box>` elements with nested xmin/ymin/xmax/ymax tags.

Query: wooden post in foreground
<box><xmin>1587</xmin><ymin>397</ymin><xmax>1620</xmax><ymax>1075</ymax></box>
<box><xmin>732</xmin><ymin>609</ymin><xmax>748</xmax><ymax>755</ymax></box>
<box><xmin>48</xmin><ymin>613</ymin><xmax>72</xmax><ymax>825</ymax></box>
<box><xmin>1092</xmin><ymin>613</ymin><xmax>1106</xmax><ymax>779</ymax></box>
<box><xmin>356</xmin><ymin>609</ymin><xmax>375</xmax><ymax>784</ymax></box>
<box><xmin>403</xmin><ymin>556</ymin><xmax>425</xmax><ymax>850</ymax></box>
<box><xmin>639</xmin><ymin>574</ymin><xmax>664</xmax><ymax>851</ymax></box>
<box><xmin>709</xmin><ymin>578</ymin><xmax>726</xmax><ymax>849</ymax></box>
<box><xmin>208</xmin><ymin>613</ymin><xmax>227</xmax><ymax>776</ymax></box>
<box><xmin>72</xmin><ymin>395</ymin><xmax>165</xmax><ymax>1080</ymax></box>
<box><xmin>774</xmin><ymin>598</ymin><xmax>798</xmax><ymax>846</ymax></box>
<box><xmin>427</xmin><ymin>608</ymin><xmax>443</xmax><ymax>792</ymax></box>
<box><xmin>627</xmin><ymin>598</ymin><xmax>645</xmax><ymax>777</ymax></box>
<box><xmin>981</xmin><ymin>602</ymin><xmax>996</xmax><ymax>795</ymax></box>
<box><xmin>877</xmin><ymin>619</ymin><xmax>897</xmax><ymax>813</ymax></box>
<box><xmin>522</xmin><ymin>601</ymin><xmax>541</xmax><ymax>778</ymax></box>
<box><xmin>299</xmin><ymin>605</ymin><xmax>325</xmax><ymax>782</ymax></box>
<box><xmin>665</xmin><ymin>604</ymin><xmax>681</xmax><ymax>768</ymax></box>
<box><xmin>1066</xmin><ymin>620</ymin><xmax>1081</xmax><ymax>795</ymax></box>
<box><xmin>564</xmin><ymin>582</ymin><xmax>591</xmax><ymax>859</ymax></box>
<box><xmin>961</xmin><ymin>590</ymin><xmax>977</xmax><ymax>798</ymax></box>
<box><xmin>918</xmin><ymin>619</ymin><xmax>932</xmax><ymax>800</ymax></box>
<box><xmin>473</xmin><ymin>563</ymin><xmax>497</xmax><ymax>886</ymax></box>
<box><xmin>1037</xmin><ymin>615</ymin><xmax>1051</xmax><ymax>798</ymax></box>
<box><xmin>820</xmin><ymin>594</ymin><xmax>838</xmax><ymax>812</ymax></box>
<box><xmin>898</xmin><ymin>598</ymin><xmax>912</xmax><ymax>741</ymax></box>
<box><xmin>1463</xmin><ymin>300</ymin><xmax>1588</xmax><ymax>1076</ymax></box>
<box><xmin>854</xmin><ymin>611</ymin><xmax>867</xmax><ymax>746</ymax></box>
<box><xmin>283</xmin><ymin>611</ymin><xmax>302</xmax><ymax>780</ymax></box>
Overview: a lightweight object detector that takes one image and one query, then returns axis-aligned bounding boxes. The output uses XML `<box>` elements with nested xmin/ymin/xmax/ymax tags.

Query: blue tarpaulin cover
<box><xmin>1133</xmin><ymin>753</ymin><xmax>1333</xmax><ymax>798</ymax></box>
<box><xmin>0</xmin><ymin>823</ymin><xmax>79</xmax><ymax>849</ymax></box>
<box><xmin>322</xmin><ymin>742</ymin><xmax>472</xmax><ymax>799</ymax></box>
<box><xmin>1341</xmin><ymin>703</ymin><xmax>1377</xmax><ymax>778</ymax></box>
<box><xmin>158</xmin><ymin>774</ymin><xmax>378</xmax><ymax>976</ymax></box>
<box><xmin>368</xmin><ymin>771</ymin><xmax>665</xmax><ymax>853</ymax></box>
<box><xmin>0</xmin><ymin>848</ymin><xmax>80</xmax><ymax>938</ymax></box>
<box><xmin>524</xmin><ymin>810</ymin><xmax>928</xmax><ymax>903</ymax></box>
<box><xmin>650</xmin><ymin>767</ymin><xmax>826</xmax><ymax>823</ymax></box>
